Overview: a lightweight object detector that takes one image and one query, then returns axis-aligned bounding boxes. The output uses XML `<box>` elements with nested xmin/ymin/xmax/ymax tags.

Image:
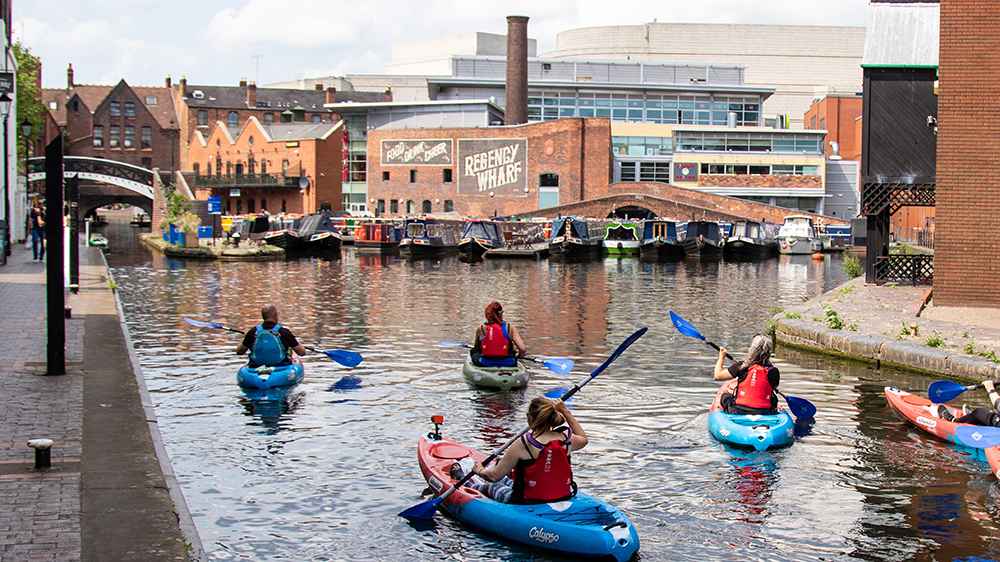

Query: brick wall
<box><xmin>936</xmin><ymin>0</ymin><xmax>1000</xmax><ymax>307</ymax></box>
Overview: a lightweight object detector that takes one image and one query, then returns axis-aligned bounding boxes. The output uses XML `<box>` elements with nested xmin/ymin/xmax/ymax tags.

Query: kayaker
<box><xmin>470</xmin><ymin>301</ymin><xmax>526</xmax><ymax>367</ymax></box>
<box><xmin>456</xmin><ymin>397</ymin><xmax>587</xmax><ymax>504</ymax></box>
<box><xmin>938</xmin><ymin>380</ymin><xmax>1000</xmax><ymax>426</ymax></box>
<box><xmin>713</xmin><ymin>334</ymin><xmax>780</xmax><ymax>415</ymax></box>
<box><xmin>236</xmin><ymin>305</ymin><xmax>307</xmax><ymax>367</ymax></box>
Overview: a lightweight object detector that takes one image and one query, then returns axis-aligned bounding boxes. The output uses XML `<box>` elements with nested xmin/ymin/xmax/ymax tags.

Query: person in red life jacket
<box><xmin>470</xmin><ymin>301</ymin><xmax>526</xmax><ymax>368</ymax></box>
<box><xmin>453</xmin><ymin>397</ymin><xmax>587</xmax><ymax>504</ymax></box>
<box><xmin>713</xmin><ymin>334</ymin><xmax>780</xmax><ymax>415</ymax></box>
<box><xmin>236</xmin><ymin>305</ymin><xmax>308</xmax><ymax>367</ymax></box>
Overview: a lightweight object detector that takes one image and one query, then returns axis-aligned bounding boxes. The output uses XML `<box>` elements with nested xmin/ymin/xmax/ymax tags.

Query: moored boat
<box><xmin>354</xmin><ymin>220</ymin><xmax>404</xmax><ymax>253</ymax></box>
<box><xmin>398</xmin><ymin>217</ymin><xmax>463</xmax><ymax>258</ymax></box>
<box><xmin>709</xmin><ymin>379</ymin><xmax>794</xmax><ymax>451</ymax></box>
<box><xmin>884</xmin><ymin>386</ymin><xmax>987</xmax><ymax>448</ymax></box>
<box><xmin>548</xmin><ymin>217</ymin><xmax>602</xmax><ymax>259</ymax></box>
<box><xmin>296</xmin><ymin>213</ymin><xmax>344</xmax><ymax>254</ymax></box>
<box><xmin>724</xmin><ymin>220</ymin><xmax>779</xmax><ymax>260</ymax></box>
<box><xmin>777</xmin><ymin>215</ymin><xmax>822</xmax><ymax>255</ymax></box>
<box><xmin>461</xmin><ymin>352</ymin><xmax>529</xmax><ymax>391</ymax></box>
<box><xmin>237</xmin><ymin>355</ymin><xmax>305</xmax><ymax>388</ymax></box>
<box><xmin>415</xmin><ymin>432</ymin><xmax>640</xmax><ymax>561</ymax></box>
<box><xmin>818</xmin><ymin>223</ymin><xmax>850</xmax><ymax>252</ymax></box>
<box><xmin>682</xmin><ymin>220</ymin><xmax>725</xmax><ymax>259</ymax></box>
<box><xmin>602</xmin><ymin>220</ymin><xmax>641</xmax><ymax>256</ymax></box>
<box><xmin>638</xmin><ymin>218</ymin><xmax>685</xmax><ymax>260</ymax></box>
<box><xmin>458</xmin><ymin>220</ymin><xmax>504</xmax><ymax>257</ymax></box>
<box><xmin>262</xmin><ymin>228</ymin><xmax>305</xmax><ymax>251</ymax></box>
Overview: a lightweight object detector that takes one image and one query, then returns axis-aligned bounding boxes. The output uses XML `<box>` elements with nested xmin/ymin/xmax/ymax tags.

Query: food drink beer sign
<box><xmin>380</xmin><ymin>139</ymin><xmax>453</xmax><ymax>166</ymax></box>
<box><xmin>458</xmin><ymin>138</ymin><xmax>528</xmax><ymax>195</ymax></box>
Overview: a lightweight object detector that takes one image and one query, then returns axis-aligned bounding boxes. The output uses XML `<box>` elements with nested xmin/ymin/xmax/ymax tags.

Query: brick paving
<box><xmin>0</xmin><ymin>240</ymin><xmax>199</xmax><ymax>562</ymax></box>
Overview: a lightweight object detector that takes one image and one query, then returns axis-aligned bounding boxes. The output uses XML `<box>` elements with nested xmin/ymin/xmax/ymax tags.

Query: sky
<box><xmin>15</xmin><ymin>0</ymin><xmax>871</xmax><ymax>90</ymax></box>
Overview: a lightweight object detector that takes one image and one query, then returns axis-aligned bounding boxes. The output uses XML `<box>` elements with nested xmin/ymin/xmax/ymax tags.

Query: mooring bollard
<box><xmin>64</xmin><ymin>306</ymin><xmax>72</xmax><ymax>319</ymax></box>
<box><xmin>27</xmin><ymin>439</ymin><xmax>54</xmax><ymax>469</ymax></box>
<box><xmin>69</xmin><ymin>283</ymin><xmax>79</xmax><ymax>294</ymax></box>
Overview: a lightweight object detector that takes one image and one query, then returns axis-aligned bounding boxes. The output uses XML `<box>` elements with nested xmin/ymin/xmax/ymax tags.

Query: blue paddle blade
<box><xmin>441</xmin><ymin>341</ymin><xmax>471</xmax><ymax>348</ymax></box>
<box><xmin>783</xmin><ymin>394</ymin><xmax>817</xmax><ymax>418</ymax></box>
<box><xmin>398</xmin><ymin>495</ymin><xmax>443</xmax><ymax>520</ymax></box>
<box><xmin>183</xmin><ymin>317</ymin><xmax>224</xmax><ymax>330</ymax></box>
<box><xmin>542</xmin><ymin>358</ymin><xmax>574</xmax><ymax>375</ymax></box>
<box><xmin>928</xmin><ymin>380</ymin><xmax>976</xmax><ymax>404</ymax></box>
<box><xmin>321</xmin><ymin>349</ymin><xmax>363</xmax><ymax>367</ymax></box>
<box><xmin>954</xmin><ymin>425</ymin><xmax>1000</xmax><ymax>448</ymax></box>
<box><xmin>669</xmin><ymin>311</ymin><xmax>706</xmax><ymax>341</ymax></box>
<box><xmin>544</xmin><ymin>386</ymin><xmax>574</xmax><ymax>406</ymax></box>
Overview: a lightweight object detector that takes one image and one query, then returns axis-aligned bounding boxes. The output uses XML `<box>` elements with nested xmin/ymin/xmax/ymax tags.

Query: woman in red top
<box><xmin>456</xmin><ymin>397</ymin><xmax>588</xmax><ymax>504</ymax></box>
<box><xmin>471</xmin><ymin>301</ymin><xmax>526</xmax><ymax>367</ymax></box>
<box><xmin>713</xmin><ymin>334</ymin><xmax>780</xmax><ymax>415</ymax></box>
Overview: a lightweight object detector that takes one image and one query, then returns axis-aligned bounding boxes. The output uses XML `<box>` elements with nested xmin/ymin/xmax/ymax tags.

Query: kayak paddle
<box><xmin>440</xmin><ymin>341</ymin><xmax>574</xmax><ymax>375</ymax></box>
<box><xmin>928</xmin><ymin>380</ymin><xmax>991</xmax><ymax>404</ymax></box>
<box><xmin>669</xmin><ymin>310</ymin><xmax>816</xmax><ymax>419</ymax></box>
<box><xmin>954</xmin><ymin>425</ymin><xmax>1000</xmax><ymax>449</ymax></box>
<box><xmin>183</xmin><ymin>317</ymin><xmax>363</xmax><ymax>367</ymax></box>
<box><xmin>401</xmin><ymin>327</ymin><xmax>648</xmax><ymax>520</ymax></box>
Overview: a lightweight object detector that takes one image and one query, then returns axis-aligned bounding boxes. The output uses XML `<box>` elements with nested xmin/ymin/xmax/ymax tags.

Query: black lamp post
<box><xmin>1</xmin><ymin>92</ymin><xmax>11</xmax><ymax>260</ymax></box>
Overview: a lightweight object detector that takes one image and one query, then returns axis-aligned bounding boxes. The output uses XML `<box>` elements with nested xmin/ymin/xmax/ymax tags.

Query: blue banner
<box><xmin>207</xmin><ymin>196</ymin><xmax>222</xmax><ymax>215</ymax></box>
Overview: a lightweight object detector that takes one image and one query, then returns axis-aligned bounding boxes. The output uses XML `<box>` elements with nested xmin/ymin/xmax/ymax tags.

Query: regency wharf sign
<box><xmin>458</xmin><ymin>138</ymin><xmax>528</xmax><ymax>195</ymax></box>
<box><xmin>380</xmin><ymin>139</ymin><xmax>453</xmax><ymax>166</ymax></box>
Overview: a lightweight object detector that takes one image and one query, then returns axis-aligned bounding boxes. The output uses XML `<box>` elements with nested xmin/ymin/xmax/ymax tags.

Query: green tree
<box><xmin>14</xmin><ymin>41</ymin><xmax>47</xmax><ymax>168</ymax></box>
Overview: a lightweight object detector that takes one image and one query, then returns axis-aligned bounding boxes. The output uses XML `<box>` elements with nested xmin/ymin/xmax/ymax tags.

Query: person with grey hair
<box><xmin>713</xmin><ymin>334</ymin><xmax>780</xmax><ymax>415</ymax></box>
<box><xmin>236</xmin><ymin>305</ymin><xmax>307</xmax><ymax>367</ymax></box>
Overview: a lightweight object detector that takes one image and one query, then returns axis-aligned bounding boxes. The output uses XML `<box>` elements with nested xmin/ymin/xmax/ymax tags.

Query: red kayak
<box><xmin>885</xmin><ymin>386</ymin><xmax>980</xmax><ymax>447</ymax></box>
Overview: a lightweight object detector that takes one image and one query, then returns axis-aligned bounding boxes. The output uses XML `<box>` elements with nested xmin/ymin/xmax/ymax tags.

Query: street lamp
<box><xmin>0</xmin><ymin>92</ymin><xmax>12</xmax><ymax>259</ymax></box>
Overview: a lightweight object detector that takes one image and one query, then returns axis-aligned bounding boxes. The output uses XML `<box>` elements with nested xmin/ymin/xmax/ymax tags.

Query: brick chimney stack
<box><xmin>179</xmin><ymin>76</ymin><xmax>187</xmax><ymax>96</ymax></box>
<box><xmin>326</xmin><ymin>86</ymin><xmax>337</xmax><ymax>105</ymax></box>
<box><xmin>505</xmin><ymin>16</ymin><xmax>529</xmax><ymax>126</ymax></box>
<box><xmin>239</xmin><ymin>77</ymin><xmax>247</xmax><ymax>87</ymax></box>
<box><xmin>247</xmin><ymin>82</ymin><xmax>257</xmax><ymax>108</ymax></box>
<box><xmin>67</xmin><ymin>63</ymin><xmax>74</xmax><ymax>89</ymax></box>
<box><xmin>165</xmin><ymin>74</ymin><xmax>172</xmax><ymax>89</ymax></box>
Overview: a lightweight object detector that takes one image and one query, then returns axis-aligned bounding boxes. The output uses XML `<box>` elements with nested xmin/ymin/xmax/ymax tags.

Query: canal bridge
<box><xmin>27</xmin><ymin>156</ymin><xmax>158</xmax><ymax>219</ymax></box>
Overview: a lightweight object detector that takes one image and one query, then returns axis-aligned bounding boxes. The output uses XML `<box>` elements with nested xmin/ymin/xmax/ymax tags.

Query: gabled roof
<box><xmin>179</xmin><ymin>85</ymin><xmax>327</xmax><ymax>111</ymax></box>
<box><xmin>193</xmin><ymin>117</ymin><xmax>342</xmax><ymax>147</ymax></box>
<box><xmin>42</xmin><ymin>85</ymin><xmax>113</xmax><ymax>126</ymax></box>
<box><xmin>863</xmin><ymin>2</ymin><xmax>939</xmax><ymax>68</ymax></box>
<box><xmin>131</xmin><ymin>86</ymin><xmax>179</xmax><ymax>129</ymax></box>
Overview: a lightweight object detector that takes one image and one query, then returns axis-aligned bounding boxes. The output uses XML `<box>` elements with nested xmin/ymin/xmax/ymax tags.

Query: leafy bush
<box><xmin>841</xmin><ymin>252</ymin><xmax>862</xmax><ymax>279</ymax></box>
<box><xmin>924</xmin><ymin>331</ymin><xmax>946</xmax><ymax>348</ymax></box>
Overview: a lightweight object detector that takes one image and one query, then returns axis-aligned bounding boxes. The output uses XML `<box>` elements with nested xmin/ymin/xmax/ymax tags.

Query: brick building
<box><xmin>41</xmin><ymin>64</ymin><xmax>181</xmax><ymax>181</ymax></box>
<box><xmin>936</xmin><ymin>0</ymin><xmax>1000</xmax><ymax>307</ymax></box>
<box><xmin>171</xmin><ymin>77</ymin><xmax>386</xmax><ymax>171</ymax></box>
<box><xmin>367</xmin><ymin>117</ymin><xmax>610</xmax><ymax>217</ymax></box>
<box><xmin>804</xmin><ymin>94</ymin><xmax>864</xmax><ymax>161</ymax></box>
<box><xmin>186</xmin><ymin>116</ymin><xmax>342</xmax><ymax>216</ymax></box>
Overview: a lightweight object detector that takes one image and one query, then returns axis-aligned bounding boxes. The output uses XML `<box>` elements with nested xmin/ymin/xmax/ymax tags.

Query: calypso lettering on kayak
<box><xmin>528</xmin><ymin>526</ymin><xmax>560</xmax><ymax>544</ymax></box>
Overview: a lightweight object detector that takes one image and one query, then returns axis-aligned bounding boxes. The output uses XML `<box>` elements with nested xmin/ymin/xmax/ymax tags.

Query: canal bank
<box><xmin>774</xmin><ymin>276</ymin><xmax>1000</xmax><ymax>381</ymax></box>
<box><xmin>0</xmin><ymin>241</ymin><xmax>202</xmax><ymax>561</ymax></box>
<box><xmin>140</xmin><ymin>232</ymin><xmax>285</xmax><ymax>261</ymax></box>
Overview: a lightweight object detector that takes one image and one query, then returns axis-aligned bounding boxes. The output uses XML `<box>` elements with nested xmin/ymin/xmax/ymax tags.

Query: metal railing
<box><xmin>193</xmin><ymin>173</ymin><xmax>300</xmax><ymax>189</ymax></box>
<box><xmin>874</xmin><ymin>254</ymin><xmax>933</xmax><ymax>285</ymax></box>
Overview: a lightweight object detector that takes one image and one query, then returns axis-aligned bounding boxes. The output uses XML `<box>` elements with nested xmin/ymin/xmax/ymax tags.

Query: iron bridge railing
<box><xmin>873</xmin><ymin>254</ymin><xmax>933</xmax><ymax>285</ymax></box>
<box><xmin>28</xmin><ymin>156</ymin><xmax>155</xmax><ymax>186</ymax></box>
<box><xmin>193</xmin><ymin>173</ymin><xmax>300</xmax><ymax>189</ymax></box>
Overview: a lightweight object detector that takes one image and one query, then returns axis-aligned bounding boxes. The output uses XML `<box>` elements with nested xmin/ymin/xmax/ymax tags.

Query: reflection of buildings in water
<box><xmin>472</xmin><ymin>392</ymin><xmax>527</xmax><ymax>449</ymax></box>
<box><xmin>239</xmin><ymin>386</ymin><xmax>304</xmax><ymax>428</ymax></box>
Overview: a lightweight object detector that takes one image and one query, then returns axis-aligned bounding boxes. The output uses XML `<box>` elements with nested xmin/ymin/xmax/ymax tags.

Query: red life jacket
<box><xmin>480</xmin><ymin>322</ymin><xmax>511</xmax><ymax>358</ymax></box>
<box><xmin>736</xmin><ymin>364</ymin><xmax>774</xmax><ymax>410</ymax></box>
<box><xmin>510</xmin><ymin>430</ymin><xmax>574</xmax><ymax>503</ymax></box>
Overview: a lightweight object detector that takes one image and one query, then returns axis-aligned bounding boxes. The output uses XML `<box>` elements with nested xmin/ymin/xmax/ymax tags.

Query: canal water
<box><xmin>101</xmin><ymin>218</ymin><xmax>1000</xmax><ymax>562</ymax></box>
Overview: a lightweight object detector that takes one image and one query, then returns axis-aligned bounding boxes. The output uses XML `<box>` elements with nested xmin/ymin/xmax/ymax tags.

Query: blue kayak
<box><xmin>708</xmin><ymin>378</ymin><xmax>794</xmax><ymax>451</ymax></box>
<box><xmin>417</xmin><ymin>435</ymin><xmax>639</xmax><ymax>561</ymax></box>
<box><xmin>236</xmin><ymin>356</ymin><xmax>304</xmax><ymax>388</ymax></box>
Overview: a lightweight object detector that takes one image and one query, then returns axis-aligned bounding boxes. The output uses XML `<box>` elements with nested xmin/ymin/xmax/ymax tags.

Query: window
<box><xmin>409</xmin><ymin>170</ymin><xmax>417</xmax><ymax>183</ymax></box>
<box><xmin>382</xmin><ymin>171</ymin><xmax>390</xmax><ymax>181</ymax></box>
<box><xmin>124</xmin><ymin>102</ymin><xmax>135</xmax><ymax>117</ymax></box>
<box><xmin>248</xmin><ymin>199</ymin><xmax>255</xmax><ymax>214</ymax></box>
<box><xmin>422</xmin><ymin>200</ymin><xmax>432</xmax><ymax>213</ymax></box>
<box><xmin>539</xmin><ymin>173</ymin><xmax>559</xmax><ymax>187</ymax></box>
<box><xmin>72</xmin><ymin>100</ymin><xmax>79</xmax><ymax>112</ymax></box>
<box><xmin>281</xmin><ymin>112</ymin><xmax>292</xmax><ymax>123</ymax></box>
<box><xmin>93</xmin><ymin>125</ymin><xmax>104</xmax><ymax>148</ymax></box>
<box><xmin>110</xmin><ymin>125</ymin><xmax>120</xmax><ymax>147</ymax></box>
<box><xmin>263</xmin><ymin>113</ymin><xmax>274</xmax><ymax>124</ymax></box>
<box><xmin>282</xmin><ymin>199</ymin><xmax>287</xmax><ymax>213</ymax></box>
<box><xmin>236</xmin><ymin>200</ymin><xmax>242</xmax><ymax>215</ymax></box>
<box><xmin>260</xmin><ymin>199</ymin><xmax>267</xmax><ymax>211</ymax></box>
<box><xmin>261</xmin><ymin>160</ymin><xmax>266</xmax><ymax>174</ymax></box>
<box><xmin>141</xmin><ymin>157</ymin><xmax>152</xmax><ymax>168</ymax></box>
<box><xmin>390</xmin><ymin>199</ymin><xmax>399</xmax><ymax>213</ymax></box>
<box><xmin>638</xmin><ymin>162</ymin><xmax>671</xmax><ymax>183</ymax></box>
<box><xmin>124</xmin><ymin>126</ymin><xmax>135</xmax><ymax>148</ymax></box>
<box><xmin>377</xmin><ymin>199</ymin><xmax>385</xmax><ymax>214</ymax></box>
<box><xmin>193</xmin><ymin>163</ymin><xmax>200</xmax><ymax>176</ymax></box>
<box><xmin>145</xmin><ymin>96</ymin><xmax>157</xmax><ymax>105</ymax></box>
<box><xmin>141</xmin><ymin>126</ymin><xmax>151</xmax><ymax>149</ymax></box>
<box><xmin>197</xmin><ymin>110</ymin><xmax>208</xmax><ymax>126</ymax></box>
<box><xmin>216</xmin><ymin>160</ymin><xmax>222</xmax><ymax>177</ymax></box>
<box><xmin>228</xmin><ymin>112</ymin><xmax>238</xmax><ymax>127</ymax></box>
<box><xmin>110</xmin><ymin>101</ymin><xmax>121</xmax><ymax>117</ymax></box>
<box><xmin>247</xmin><ymin>155</ymin><xmax>255</xmax><ymax>174</ymax></box>
<box><xmin>235</xmin><ymin>163</ymin><xmax>244</xmax><ymax>176</ymax></box>
<box><xmin>443</xmin><ymin>169</ymin><xmax>452</xmax><ymax>183</ymax></box>
<box><xmin>311</xmin><ymin>114</ymin><xmax>321</xmax><ymax>123</ymax></box>
<box><xmin>443</xmin><ymin>200</ymin><xmax>453</xmax><ymax>212</ymax></box>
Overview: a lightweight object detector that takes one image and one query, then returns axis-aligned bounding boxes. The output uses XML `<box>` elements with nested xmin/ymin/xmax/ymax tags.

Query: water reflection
<box><xmin>239</xmin><ymin>386</ymin><xmax>304</xmax><ymax>428</ymax></box>
<box><xmin>99</xmin><ymin>215</ymin><xmax>1000</xmax><ymax>562</ymax></box>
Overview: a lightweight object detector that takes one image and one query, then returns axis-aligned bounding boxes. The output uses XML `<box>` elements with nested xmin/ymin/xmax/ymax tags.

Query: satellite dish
<box><xmin>299</xmin><ymin>177</ymin><xmax>309</xmax><ymax>189</ymax></box>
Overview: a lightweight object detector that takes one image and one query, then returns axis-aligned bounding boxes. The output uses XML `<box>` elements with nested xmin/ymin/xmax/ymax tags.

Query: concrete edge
<box><xmin>98</xmin><ymin>248</ymin><xmax>207</xmax><ymax>562</ymax></box>
<box><xmin>774</xmin><ymin>316</ymin><xmax>1000</xmax><ymax>383</ymax></box>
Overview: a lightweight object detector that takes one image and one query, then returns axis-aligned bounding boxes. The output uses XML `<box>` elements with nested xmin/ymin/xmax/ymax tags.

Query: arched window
<box><xmin>407</xmin><ymin>200</ymin><xmax>415</xmax><ymax>214</ymax></box>
<box><xmin>235</xmin><ymin>162</ymin><xmax>244</xmax><ymax>176</ymax></box>
<box><xmin>422</xmin><ymin>200</ymin><xmax>432</xmax><ymax>213</ymax></box>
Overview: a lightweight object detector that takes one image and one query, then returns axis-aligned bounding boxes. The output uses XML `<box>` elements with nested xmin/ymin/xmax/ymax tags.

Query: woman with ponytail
<box><xmin>453</xmin><ymin>397</ymin><xmax>588</xmax><ymax>504</ymax></box>
<box><xmin>471</xmin><ymin>301</ymin><xmax>526</xmax><ymax>367</ymax></box>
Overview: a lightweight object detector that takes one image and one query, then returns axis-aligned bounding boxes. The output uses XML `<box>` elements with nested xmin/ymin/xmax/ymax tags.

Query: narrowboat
<box><xmin>548</xmin><ymin>217</ymin><xmax>602</xmax><ymax>259</ymax></box>
<box><xmin>398</xmin><ymin>217</ymin><xmax>463</xmax><ymax>258</ymax></box>
<box><xmin>724</xmin><ymin>220</ymin><xmax>779</xmax><ymax>260</ymax></box>
<box><xmin>638</xmin><ymin>218</ymin><xmax>685</xmax><ymax>260</ymax></box>
<box><xmin>818</xmin><ymin>223</ymin><xmax>850</xmax><ymax>252</ymax></box>
<box><xmin>682</xmin><ymin>220</ymin><xmax>726</xmax><ymax>259</ymax></box>
<box><xmin>297</xmin><ymin>213</ymin><xmax>344</xmax><ymax>254</ymax></box>
<box><xmin>458</xmin><ymin>220</ymin><xmax>505</xmax><ymax>257</ymax></box>
<box><xmin>602</xmin><ymin>220</ymin><xmax>641</xmax><ymax>256</ymax></box>
<box><xmin>354</xmin><ymin>220</ymin><xmax>404</xmax><ymax>254</ymax></box>
<box><xmin>777</xmin><ymin>215</ymin><xmax>822</xmax><ymax>255</ymax></box>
